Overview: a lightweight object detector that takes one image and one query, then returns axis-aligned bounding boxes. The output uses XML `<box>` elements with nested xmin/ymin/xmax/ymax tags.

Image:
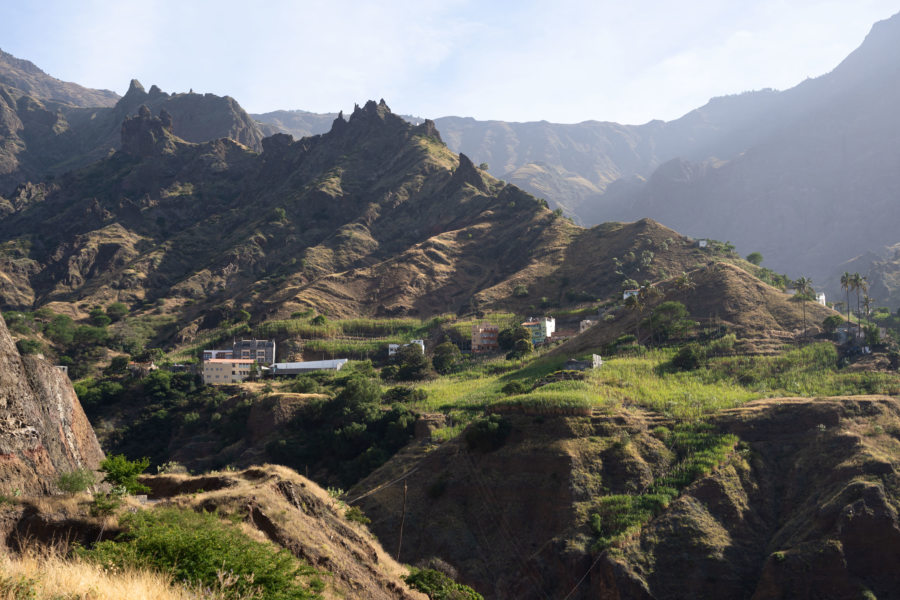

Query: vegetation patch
<box><xmin>78</xmin><ymin>507</ymin><xmax>324</xmax><ymax>599</ymax></box>
<box><xmin>591</xmin><ymin>423</ymin><xmax>738</xmax><ymax>550</ymax></box>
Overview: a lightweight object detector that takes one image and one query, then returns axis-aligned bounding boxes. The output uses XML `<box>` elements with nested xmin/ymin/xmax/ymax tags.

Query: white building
<box><xmin>202</xmin><ymin>358</ymin><xmax>255</xmax><ymax>384</ymax></box>
<box><xmin>816</xmin><ymin>292</ymin><xmax>827</xmax><ymax>306</ymax></box>
<box><xmin>623</xmin><ymin>289</ymin><xmax>639</xmax><ymax>300</ymax></box>
<box><xmin>388</xmin><ymin>339</ymin><xmax>425</xmax><ymax>357</ymax></box>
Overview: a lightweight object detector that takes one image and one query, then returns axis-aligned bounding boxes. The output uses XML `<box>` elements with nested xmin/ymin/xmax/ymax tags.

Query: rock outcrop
<box><xmin>0</xmin><ymin>315</ymin><xmax>103</xmax><ymax>495</ymax></box>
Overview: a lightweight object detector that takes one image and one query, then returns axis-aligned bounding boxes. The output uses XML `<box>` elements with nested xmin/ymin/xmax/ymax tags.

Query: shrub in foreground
<box><xmin>78</xmin><ymin>508</ymin><xmax>323</xmax><ymax>600</ymax></box>
<box><xmin>405</xmin><ymin>568</ymin><xmax>483</xmax><ymax>600</ymax></box>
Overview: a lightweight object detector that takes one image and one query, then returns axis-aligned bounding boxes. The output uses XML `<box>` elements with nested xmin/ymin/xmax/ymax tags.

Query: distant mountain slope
<box><xmin>251</xmin><ymin>109</ymin><xmax>338</xmax><ymax>138</ymax></box>
<box><xmin>0</xmin><ymin>48</ymin><xmax>119</xmax><ymax>107</ymax></box>
<box><xmin>0</xmin><ymin>74</ymin><xmax>266</xmax><ymax>192</ymax></box>
<box><xmin>0</xmin><ymin>98</ymin><xmax>723</xmax><ymax>337</ymax></box>
<box><xmin>594</xmin><ymin>10</ymin><xmax>900</xmax><ymax>283</ymax></box>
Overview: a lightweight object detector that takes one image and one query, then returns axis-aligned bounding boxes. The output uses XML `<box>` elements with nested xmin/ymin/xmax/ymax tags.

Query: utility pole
<box><xmin>396</xmin><ymin>481</ymin><xmax>407</xmax><ymax>561</ymax></box>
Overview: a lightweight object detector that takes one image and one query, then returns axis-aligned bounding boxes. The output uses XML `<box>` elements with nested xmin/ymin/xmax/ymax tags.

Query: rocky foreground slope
<box><xmin>353</xmin><ymin>396</ymin><xmax>900</xmax><ymax>599</ymax></box>
<box><xmin>0</xmin><ymin>465</ymin><xmax>426</xmax><ymax>600</ymax></box>
<box><xmin>0</xmin><ymin>314</ymin><xmax>103</xmax><ymax>496</ymax></box>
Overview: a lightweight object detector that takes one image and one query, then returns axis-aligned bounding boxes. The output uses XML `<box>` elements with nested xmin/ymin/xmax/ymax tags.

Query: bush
<box><xmin>501</xmin><ymin>381</ymin><xmax>530</xmax><ymax>395</ymax></box>
<box><xmin>465</xmin><ymin>415</ymin><xmax>510</xmax><ymax>453</ymax></box>
<box><xmin>498</xmin><ymin>325</ymin><xmax>530</xmax><ymax>350</ymax></box>
<box><xmin>405</xmin><ymin>568</ymin><xmax>483</xmax><ymax>600</ymax></box>
<box><xmin>432</xmin><ymin>342</ymin><xmax>462</xmax><ymax>375</ymax></box>
<box><xmin>506</xmin><ymin>338</ymin><xmax>533</xmax><ymax>359</ymax></box>
<box><xmin>99</xmin><ymin>454</ymin><xmax>150</xmax><ymax>494</ymax></box>
<box><xmin>15</xmin><ymin>339</ymin><xmax>41</xmax><ymax>355</ymax></box>
<box><xmin>822</xmin><ymin>315</ymin><xmax>843</xmax><ymax>335</ymax></box>
<box><xmin>78</xmin><ymin>508</ymin><xmax>323</xmax><ymax>599</ymax></box>
<box><xmin>290</xmin><ymin>376</ymin><xmax>323</xmax><ymax>394</ymax></box>
<box><xmin>57</xmin><ymin>468</ymin><xmax>96</xmax><ymax>494</ymax></box>
<box><xmin>671</xmin><ymin>343</ymin><xmax>706</xmax><ymax>371</ymax></box>
<box><xmin>106</xmin><ymin>302</ymin><xmax>128</xmax><ymax>322</ymax></box>
<box><xmin>345</xmin><ymin>505</ymin><xmax>371</xmax><ymax>525</ymax></box>
<box><xmin>382</xmin><ymin>386</ymin><xmax>428</xmax><ymax>403</ymax></box>
<box><xmin>512</xmin><ymin>284</ymin><xmax>529</xmax><ymax>298</ymax></box>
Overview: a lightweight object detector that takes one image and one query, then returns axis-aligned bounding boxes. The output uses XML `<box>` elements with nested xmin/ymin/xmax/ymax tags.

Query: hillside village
<box><xmin>3</xmin><ymin>12</ymin><xmax>900</xmax><ymax>599</ymax></box>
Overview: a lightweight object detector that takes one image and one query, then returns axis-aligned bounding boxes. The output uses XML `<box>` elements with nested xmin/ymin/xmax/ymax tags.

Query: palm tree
<box><xmin>850</xmin><ymin>273</ymin><xmax>863</xmax><ymax>339</ymax></box>
<box><xmin>840</xmin><ymin>272</ymin><xmax>852</xmax><ymax>329</ymax></box>
<box><xmin>625</xmin><ymin>293</ymin><xmax>644</xmax><ymax>341</ymax></box>
<box><xmin>794</xmin><ymin>276</ymin><xmax>813</xmax><ymax>340</ymax></box>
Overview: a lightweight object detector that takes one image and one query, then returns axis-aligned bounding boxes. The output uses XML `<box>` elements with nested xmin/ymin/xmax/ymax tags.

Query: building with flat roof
<box><xmin>271</xmin><ymin>359</ymin><xmax>348</xmax><ymax>376</ymax></box>
<box><xmin>388</xmin><ymin>339</ymin><xmax>425</xmax><ymax>356</ymax></box>
<box><xmin>202</xmin><ymin>349</ymin><xmax>233</xmax><ymax>361</ymax></box>
<box><xmin>202</xmin><ymin>358</ymin><xmax>255</xmax><ymax>385</ymax></box>
<box><xmin>472</xmin><ymin>322</ymin><xmax>499</xmax><ymax>354</ymax></box>
<box><xmin>233</xmin><ymin>339</ymin><xmax>276</xmax><ymax>365</ymax></box>
<box><xmin>522</xmin><ymin>317</ymin><xmax>556</xmax><ymax>346</ymax></box>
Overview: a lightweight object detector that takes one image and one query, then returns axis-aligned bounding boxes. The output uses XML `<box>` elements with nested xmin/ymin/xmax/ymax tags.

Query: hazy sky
<box><xmin>2</xmin><ymin>1</ymin><xmax>898</xmax><ymax>123</ymax></box>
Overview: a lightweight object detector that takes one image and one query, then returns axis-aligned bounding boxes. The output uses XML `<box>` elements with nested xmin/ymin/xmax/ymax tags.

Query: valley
<box><xmin>3</xmin><ymin>13</ymin><xmax>900</xmax><ymax>598</ymax></box>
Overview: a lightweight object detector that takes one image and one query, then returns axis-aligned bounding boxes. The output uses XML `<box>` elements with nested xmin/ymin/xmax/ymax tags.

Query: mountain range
<box><xmin>249</xmin><ymin>11</ymin><xmax>900</xmax><ymax>308</ymax></box>
<box><xmin>2</xmin><ymin>12</ymin><xmax>900</xmax><ymax>315</ymax></box>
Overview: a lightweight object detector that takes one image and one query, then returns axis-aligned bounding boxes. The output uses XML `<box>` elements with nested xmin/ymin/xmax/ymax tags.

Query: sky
<box><xmin>2</xmin><ymin>0</ymin><xmax>899</xmax><ymax>124</ymax></box>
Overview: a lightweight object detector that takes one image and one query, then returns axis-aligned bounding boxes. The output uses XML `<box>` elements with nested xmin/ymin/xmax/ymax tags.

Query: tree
<box><xmin>432</xmin><ymin>342</ymin><xmax>462</xmax><ymax>375</ymax></box>
<box><xmin>841</xmin><ymin>272</ymin><xmax>853</xmax><ymax>330</ymax></box>
<box><xmin>850</xmin><ymin>273</ymin><xmax>865</xmax><ymax>337</ymax></box>
<box><xmin>746</xmin><ymin>252</ymin><xmax>763</xmax><ymax>266</ymax></box>
<box><xmin>822</xmin><ymin>315</ymin><xmax>844</xmax><ymax>336</ymax></box>
<box><xmin>99</xmin><ymin>454</ymin><xmax>150</xmax><ymax>494</ymax></box>
<box><xmin>498</xmin><ymin>325</ymin><xmax>530</xmax><ymax>350</ymax></box>
<box><xmin>106</xmin><ymin>302</ymin><xmax>128</xmax><ymax>322</ymax></box>
<box><xmin>793</xmin><ymin>276</ymin><xmax>813</xmax><ymax>339</ymax></box>
<box><xmin>46</xmin><ymin>314</ymin><xmax>75</xmax><ymax>345</ymax></box>
<box><xmin>89</xmin><ymin>307</ymin><xmax>112</xmax><ymax>327</ymax></box>
<box><xmin>624</xmin><ymin>293</ymin><xmax>644</xmax><ymax>341</ymax></box>
<box><xmin>675</xmin><ymin>271</ymin><xmax>695</xmax><ymax>291</ymax></box>
<box><xmin>393</xmin><ymin>344</ymin><xmax>432</xmax><ymax>381</ymax></box>
<box><xmin>643</xmin><ymin>301</ymin><xmax>692</xmax><ymax>343</ymax></box>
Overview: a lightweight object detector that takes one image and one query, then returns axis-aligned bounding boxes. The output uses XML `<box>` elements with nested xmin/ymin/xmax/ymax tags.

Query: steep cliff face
<box><xmin>0</xmin><ymin>315</ymin><xmax>103</xmax><ymax>495</ymax></box>
<box><xmin>355</xmin><ymin>397</ymin><xmax>900</xmax><ymax>599</ymax></box>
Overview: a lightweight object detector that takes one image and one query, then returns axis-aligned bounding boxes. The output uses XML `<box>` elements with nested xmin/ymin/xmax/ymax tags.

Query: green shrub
<box><xmin>57</xmin><ymin>468</ymin><xmax>96</xmax><ymax>494</ymax></box>
<box><xmin>405</xmin><ymin>568</ymin><xmax>483</xmax><ymax>600</ymax></box>
<box><xmin>99</xmin><ymin>454</ymin><xmax>150</xmax><ymax>494</ymax></box>
<box><xmin>106</xmin><ymin>302</ymin><xmax>129</xmax><ymax>322</ymax></box>
<box><xmin>345</xmin><ymin>505</ymin><xmax>371</xmax><ymax>525</ymax></box>
<box><xmin>290</xmin><ymin>376</ymin><xmax>322</xmax><ymax>394</ymax></box>
<box><xmin>382</xmin><ymin>386</ymin><xmax>428</xmax><ymax>403</ymax></box>
<box><xmin>15</xmin><ymin>339</ymin><xmax>41</xmax><ymax>355</ymax></box>
<box><xmin>433</xmin><ymin>342</ymin><xmax>463</xmax><ymax>375</ymax></box>
<box><xmin>501</xmin><ymin>381</ymin><xmax>530</xmax><ymax>395</ymax></box>
<box><xmin>671</xmin><ymin>343</ymin><xmax>706</xmax><ymax>371</ymax></box>
<box><xmin>465</xmin><ymin>415</ymin><xmax>510</xmax><ymax>453</ymax></box>
<box><xmin>78</xmin><ymin>508</ymin><xmax>322</xmax><ymax>599</ymax></box>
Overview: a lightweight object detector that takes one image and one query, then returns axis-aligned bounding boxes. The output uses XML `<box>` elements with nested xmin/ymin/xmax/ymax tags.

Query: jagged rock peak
<box><xmin>450</xmin><ymin>152</ymin><xmax>486</xmax><ymax>191</ymax></box>
<box><xmin>121</xmin><ymin>106</ymin><xmax>178</xmax><ymax>157</ymax></box>
<box><xmin>351</xmin><ymin>99</ymin><xmax>393</xmax><ymax>121</ymax></box>
<box><xmin>330</xmin><ymin>109</ymin><xmax>348</xmax><ymax>134</ymax></box>
<box><xmin>261</xmin><ymin>132</ymin><xmax>294</xmax><ymax>155</ymax></box>
<box><xmin>148</xmin><ymin>84</ymin><xmax>168</xmax><ymax>98</ymax></box>
<box><xmin>416</xmin><ymin>119</ymin><xmax>443</xmax><ymax>142</ymax></box>
<box><xmin>125</xmin><ymin>78</ymin><xmax>146</xmax><ymax>97</ymax></box>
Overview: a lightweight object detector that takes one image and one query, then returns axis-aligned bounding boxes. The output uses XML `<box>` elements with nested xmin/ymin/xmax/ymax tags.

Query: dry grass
<box><xmin>0</xmin><ymin>550</ymin><xmax>206</xmax><ymax>600</ymax></box>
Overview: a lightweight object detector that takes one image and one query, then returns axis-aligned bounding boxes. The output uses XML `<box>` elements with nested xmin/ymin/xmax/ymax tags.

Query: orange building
<box><xmin>471</xmin><ymin>322</ymin><xmax>499</xmax><ymax>354</ymax></box>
